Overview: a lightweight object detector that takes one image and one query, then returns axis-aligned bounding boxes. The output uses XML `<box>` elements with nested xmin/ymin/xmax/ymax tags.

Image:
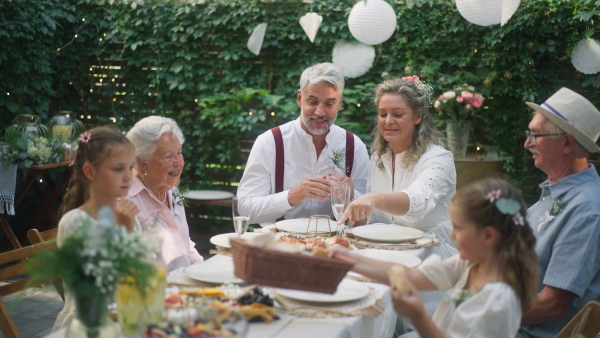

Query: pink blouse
<box><xmin>127</xmin><ymin>177</ymin><xmax>203</xmax><ymax>271</ymax></box>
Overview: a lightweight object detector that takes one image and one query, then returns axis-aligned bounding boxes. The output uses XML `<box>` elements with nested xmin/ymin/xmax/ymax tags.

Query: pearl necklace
<box><xmin>139</xmin><ymin>172</ymin><xmax>167</xmax><ymax>204</ymax></box>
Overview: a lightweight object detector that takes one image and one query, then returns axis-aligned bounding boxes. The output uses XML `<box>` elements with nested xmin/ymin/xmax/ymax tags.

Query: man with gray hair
<box><xmin>518</xmin><ymin>88</ymin><xmax>600</xmax><ymax>337</ymax></box>
<box><xmin>237</xmin><ymin>63</ymin><xmax>369</xmax><ymax>224</ymax></box>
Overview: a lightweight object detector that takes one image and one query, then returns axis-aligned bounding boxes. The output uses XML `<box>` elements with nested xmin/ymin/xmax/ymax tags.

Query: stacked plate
<box><xmin>184</xmin><ymin>260</ymin><xmax>245</xmax><ymax>284</ymax></box>
<box><xmin>274</xmin><ymin>279</ymin><xmax>369</xmax><ymax>304</ymax></box>
<box><xmin>352</xmin><ymin>224</ymin><xmax>424</xmax><ymax>244</ymax></box>
<box><xmin>210</xmin><ymin>232</ymin><xmax>262</xmax><ymax>249</ymax></box>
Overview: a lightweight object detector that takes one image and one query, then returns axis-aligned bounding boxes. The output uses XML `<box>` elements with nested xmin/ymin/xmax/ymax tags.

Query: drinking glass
<box><xmin>232</xmin><ymin>196</ymin><xmax>249</xmax><ymax>238</ymax></box>
<box><xmin>331</xmin><ymin>183</ymin><xmax>350</xmax><ymax>233</ymax></box>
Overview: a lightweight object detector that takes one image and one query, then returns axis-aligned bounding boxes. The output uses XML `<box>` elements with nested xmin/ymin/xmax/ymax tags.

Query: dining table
<box><xmin>45</xmin><ymin>254</ymin><xmax>398</xmax><ymax>338</ymax></box>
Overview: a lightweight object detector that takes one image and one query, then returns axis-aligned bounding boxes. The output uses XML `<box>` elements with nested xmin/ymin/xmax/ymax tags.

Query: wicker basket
<box><xmin>230</xmin><ymin>238</ymin><xmax>352</xmax><ymax>294</ymax></box>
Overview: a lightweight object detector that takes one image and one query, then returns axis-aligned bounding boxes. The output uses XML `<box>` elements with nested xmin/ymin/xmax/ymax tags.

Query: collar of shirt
<box><xmin>540</xmin><ymin>165</ymin><xmax>599</xmax><ymax>200</ymax></box>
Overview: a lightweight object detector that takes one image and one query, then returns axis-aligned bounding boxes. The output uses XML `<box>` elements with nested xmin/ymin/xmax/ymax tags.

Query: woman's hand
<box><xmin>337</xmin><ymin>194</ymin><xmax>379</xmax><ymax>225</ymax></box>
<box><xmin>116</xmin><ymin>199</ymin><xmax>140</xmax><ymax>232</ymax></box>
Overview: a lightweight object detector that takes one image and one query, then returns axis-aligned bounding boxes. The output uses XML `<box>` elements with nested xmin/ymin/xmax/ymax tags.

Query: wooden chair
<box><xmin>556</xmin><ymin>301</ymin><xmax>600</xmax><ymax>338</ymax></box>
<box><xmin>0</xmin><ymin>240</ymin><xmax>58</xmax><ymax>338</ymax></box>
<box><xmin>26</xmin><ymin>228</ymin><xmax>65</xmax><ymax>301</ymax></box>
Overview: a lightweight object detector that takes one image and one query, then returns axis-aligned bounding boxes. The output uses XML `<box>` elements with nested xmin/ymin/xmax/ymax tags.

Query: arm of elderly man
<box><xmin>237</xmin><ymin>122</ymin><xmax>369</xmax><ymax>224</ymax></box>
<box><xmin>520</xmin><ymin>168</ymin><xmax>600</xmax><ymax>336</ymax></box>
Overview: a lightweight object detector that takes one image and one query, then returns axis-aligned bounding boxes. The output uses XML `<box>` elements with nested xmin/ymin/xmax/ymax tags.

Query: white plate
<box><xmin>274</xmin><ymin>279</ymin><xmax>369</xmax><ymax>304</ymax></box>
<box><xmin>182</xmin><ymin>190</ymin><xmax>234</xmax><ymax>200</ymax></box>
<box><xmin>210</xmin><ymin>232</ymin><xmax>262</xmax><ymax>249</ymax></box>
<box><xmin>275</xmin><ymin>218</ymin><xmax>338</xmax><ymax>234</ymax></box>
<box><xmin>352</xmin><ymin>224</ymin><xmax>424</xmax><ymax>242</ymax></box>
<box><xmin>184</xmin><ymin>260</ymin><xmax>244</xmax><ymax>284</ymax></box>
<box><xmin>354</xmin><ymin>249</ymin><xmax>422</xmax><ymax>267</ymax></box>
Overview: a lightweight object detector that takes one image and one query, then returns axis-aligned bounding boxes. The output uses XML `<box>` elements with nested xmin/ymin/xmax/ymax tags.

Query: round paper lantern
<box><xmin>332</xmin><ymin>40</ymin><xmax>375</xmax><ymax>78</ymax></box>
<box><xmin>571</xmin><ymin>38</ymin><xmax>600</xmax><ymax>75</ymax></box>
<box><xmin>455</xmin><ymin>0</ymin><xmax>520</xmax><ymax>27</ymax></box>
<box><xmin>348</xmin><ymin>0</ymin><xmax>397</xmax><ymax>46</ymax></box>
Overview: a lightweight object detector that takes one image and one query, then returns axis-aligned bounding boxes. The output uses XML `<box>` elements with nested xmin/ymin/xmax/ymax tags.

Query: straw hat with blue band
<box><xmin>526</xmin><ymin>87</ymin><xmax>600</xmax><ymax>153</ymax></box>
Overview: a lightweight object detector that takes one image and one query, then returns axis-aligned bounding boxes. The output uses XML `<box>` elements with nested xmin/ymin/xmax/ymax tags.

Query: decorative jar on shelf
<box><xmin>47</xmin><ymin>111</ymin><xmax>86</xmax><ymax>142</ymax></box>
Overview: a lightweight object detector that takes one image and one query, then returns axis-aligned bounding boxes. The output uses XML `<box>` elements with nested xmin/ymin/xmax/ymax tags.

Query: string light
<box><xmin>248</xmin><ymin>112</ymin><xmax>253</xmax><ymax>115</ymax></box>
<box><xmin>270</xmin><ymin>112</ymin><xmax>275</xmax><ymax>116</ymax></box>
<box><xmin>357</xmin><ymin>103</ymin><xmax>361</xmax><ymax>107</ymax></box>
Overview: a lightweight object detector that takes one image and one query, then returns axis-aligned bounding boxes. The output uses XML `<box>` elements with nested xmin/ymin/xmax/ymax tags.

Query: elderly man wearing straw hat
<box><xmin>518</xmin><ymin>88</ymin><xmax>600</xmax><ymax>337</ymax></box>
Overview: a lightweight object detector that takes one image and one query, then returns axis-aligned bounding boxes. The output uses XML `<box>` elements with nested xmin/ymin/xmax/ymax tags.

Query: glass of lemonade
<box><xmin>232</xmin><ymin>196</ymin><xmax>249</xmax><ymax>238</ymax></box>
<box><xmin>116</xmin><ymin>265</ymin><xmax>166</xmax><ymax>337</ymax></box>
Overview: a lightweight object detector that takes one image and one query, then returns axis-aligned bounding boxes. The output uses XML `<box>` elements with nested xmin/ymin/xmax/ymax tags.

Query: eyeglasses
<box><xmin>525</xmin><ymin>130</ymin><xmax>565</xmax><ymax>145</ymax></box>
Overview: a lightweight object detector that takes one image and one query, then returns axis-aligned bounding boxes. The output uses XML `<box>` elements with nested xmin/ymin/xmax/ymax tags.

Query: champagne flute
<box><xmin>331</xmin><ymin>183</ymin><xmax>350</xmax><ymax>234</ymax></box>
<box><xmin>232</xmin><ymin>196</ymin><xmax>249</xmax><ymax>238</ymax></box>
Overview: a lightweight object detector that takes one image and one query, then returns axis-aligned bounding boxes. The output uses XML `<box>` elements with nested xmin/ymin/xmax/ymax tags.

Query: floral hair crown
<box><xmin>400</xmin><ymin>75</ymin><xmax>434</xmax><ymax>106</ymax></box>
<box><xmin>486</xmin><ymin>189</ymin><xmax>524</xmax><ymax>226</ymax></box>
<box><xmin>78</xmin><ymin>131</ymin><xmax>92</xmax><ymax>143</ymax></box>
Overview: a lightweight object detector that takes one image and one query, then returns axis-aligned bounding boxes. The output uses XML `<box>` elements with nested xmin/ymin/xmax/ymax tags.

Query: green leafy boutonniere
<box><xmin>550</xmin><ymin>200</ymin><xmax>564</xmax><ymax>216</ymax></box>
<box><xmin>329</xmin><ymin>147</ymin><xmax>347</xmax><ymax>174</ymax></box>
<box><xmin>450</xmin><ymin>289</ymin><xmax>479</xmax><ymax>307</ymax></box>
<box><xmin>172</xmin><ymin>187</ymin><xmax>189</xmax><ymax>208</ymax></box>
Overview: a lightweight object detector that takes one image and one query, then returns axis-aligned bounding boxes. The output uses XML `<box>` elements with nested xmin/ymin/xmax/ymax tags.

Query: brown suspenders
<box><xmin>271</xmin><ymin>126</ymin><xmax>355</xmax><ymax>194</ymax></box>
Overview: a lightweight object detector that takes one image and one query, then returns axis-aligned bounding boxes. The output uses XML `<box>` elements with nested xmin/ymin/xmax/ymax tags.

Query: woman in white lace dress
<box><xmin>340</xmin><ymin>76</ymin><xmax>457</xmax><ymax>260</ymax></box>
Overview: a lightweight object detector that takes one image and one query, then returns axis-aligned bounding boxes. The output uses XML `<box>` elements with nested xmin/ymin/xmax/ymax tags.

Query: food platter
<box><xmin>210</xmin><ymin>232</ymin><xmax>263</xmax><ymax>249</ymax></box>
<box><xmin>352</xmin><ymin>224</ymin><xmax>424</xmax><ymax>242</ymax></box>
<box><xmin>184</xmin><ymin>261</ymin><xmax>245</xmax><ymax>284</ymax></box>
<box><xmin>275</xmin><ymin>218</ymin><xmax>338</xmax><ymax>234</ymax></box>
<box><xmin>274</xmin><ymin>279</ymin><xmax>369</xmax><ymax>304</ymax></box>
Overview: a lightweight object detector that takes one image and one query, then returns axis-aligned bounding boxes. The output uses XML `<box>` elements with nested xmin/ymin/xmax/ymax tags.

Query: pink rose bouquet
<box><xmin>434</xmin><ymin>84</ymin><xmax>485</xmax><ymax>120</ymax></box>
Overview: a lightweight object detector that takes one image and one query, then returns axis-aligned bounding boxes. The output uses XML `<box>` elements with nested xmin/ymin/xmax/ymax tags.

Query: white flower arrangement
<box><xmin>26</xmin><ymin>206</ymin><xmax>156</xmax><ymax>297</ymax></box>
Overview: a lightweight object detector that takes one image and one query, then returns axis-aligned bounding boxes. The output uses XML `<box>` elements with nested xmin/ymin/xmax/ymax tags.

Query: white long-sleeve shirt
<box><xmin>237</xmin><ymin>118</ymin><xmax>369</xmax><ymax>224</ymax></box>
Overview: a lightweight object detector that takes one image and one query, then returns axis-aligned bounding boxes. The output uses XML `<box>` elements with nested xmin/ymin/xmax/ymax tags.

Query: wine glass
<box><xmin>330</xmin><ymin>183</ymin><xmax>350</xmax><ymax>234</ymax></box>
<box><xmin>232</xmin><ymin>196</ymin><xmax>249</xmax><ymax>238</ymax></box>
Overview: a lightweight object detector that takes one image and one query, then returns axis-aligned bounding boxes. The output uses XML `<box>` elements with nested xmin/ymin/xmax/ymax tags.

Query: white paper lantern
<box><xmin>300</xmin><ymin>12</ymin><xmax>323</xmax><ymax>43</ymax></box>
<box><xmin>247</xmin><ymin>23</ymin><xmax>268</xmax><ymax>56</ymax></box>
<box><xmin>348</xmin><ymin>0</ymin><xmax>397</xmax><ymax>46</ymax></box>
<box><xmin>332</xmin><ymin>40</ymin><xmax>375</xmax><ymax>78</ymax></box>
<box><xmin>571</xmin><ymin>38</ymin><xmax>600</xmax><ymax>75</ymax></box>
<box><xmin>455</xmin><ymin>0</ymin><xmax>520</xmax><ymax>27</ymax></box>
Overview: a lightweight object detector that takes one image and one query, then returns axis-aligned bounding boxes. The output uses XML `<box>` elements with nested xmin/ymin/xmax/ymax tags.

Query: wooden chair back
<box><xmin>26</xmin><ymin>229</ymin><xmax>64</xmax><ymax>301</ymax></box>
<box><xmin>556</xmin><ymin>301</ymin><xmax>600</xmax><ymax>338</ymax></box>
<box><xmin>0</xmin><ymin>240</ymin><xmax>57</xmax><ymax>338</ymax></box>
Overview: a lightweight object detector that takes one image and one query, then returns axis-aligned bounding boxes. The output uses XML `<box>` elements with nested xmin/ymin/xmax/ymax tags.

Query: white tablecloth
<box><xmin>46</xmin><ymin>255</ymin><xmax>397</xmax><ymax>338</ymax></box>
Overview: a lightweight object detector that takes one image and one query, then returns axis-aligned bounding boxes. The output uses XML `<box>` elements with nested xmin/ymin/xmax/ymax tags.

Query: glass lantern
<box><xmin>47</xmin><ymin>111</ymin><xmax>86</xmax><ymax>143</ymax></box>
<box><xmin>5</xmin><ymin>115</ymin><xmax>49</xmax><ymax>138</ymax></box>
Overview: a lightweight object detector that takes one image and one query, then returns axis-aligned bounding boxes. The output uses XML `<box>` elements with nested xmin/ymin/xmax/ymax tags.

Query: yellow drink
<box><xmin>116</xmin><ymin>266</ymin><xmax>166</xmax><ymax>337</ymax></box>
<box><xmin>52</xmin><ymin>125</ymin><xmax>71</xmax><ymax>142</ymax></box>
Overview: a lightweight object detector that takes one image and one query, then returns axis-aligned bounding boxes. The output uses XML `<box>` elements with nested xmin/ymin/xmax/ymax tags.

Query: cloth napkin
<box><xmin>0</xmin><ymin>165</ymin><xmax>17</xmax><ymax>215</ymax></box>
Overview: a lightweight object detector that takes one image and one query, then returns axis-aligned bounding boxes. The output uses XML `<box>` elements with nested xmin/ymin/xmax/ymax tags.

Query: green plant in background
<box><xmin>1</xmin><ymin>0</ymin><xmax>599</xmax><ymax>202</ymax></box>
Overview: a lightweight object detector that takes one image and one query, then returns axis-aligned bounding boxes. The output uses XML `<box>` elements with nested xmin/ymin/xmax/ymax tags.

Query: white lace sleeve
<box><xmin>402</xmin><ymin>146</ymin><xmax>456</xmax><ymax>222</ymax></box>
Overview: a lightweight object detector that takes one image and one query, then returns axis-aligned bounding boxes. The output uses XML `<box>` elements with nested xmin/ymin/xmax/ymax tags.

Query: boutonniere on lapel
<box><xmin>329</xmin><ymin>147</ymin><xmax>348</xmax><ymax>174</ymax></box>
<box><xmin>537</xmin><ymin>199</ymin><xmax>563</xmax><ymax>232</ymax></box>
<box><xmin>171</xmin><ymin>187</ymin><xmax>189</xmax><ymax>208</ymax></box>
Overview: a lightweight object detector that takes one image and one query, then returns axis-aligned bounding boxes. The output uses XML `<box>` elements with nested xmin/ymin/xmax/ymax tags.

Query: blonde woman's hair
<box><xmin>60</xmin><ymin>126</ymin><xmax>133</xmax><ymax>216</ymax></box>
<box><xmin>371</xmin><ymin>78</ymin><xmax>442</xmax><ymax>168</ymax></box>
<box><xmin>451</xmin><ymin>177</ymin><xmax>538</xmax><ymax>312</ymax></box>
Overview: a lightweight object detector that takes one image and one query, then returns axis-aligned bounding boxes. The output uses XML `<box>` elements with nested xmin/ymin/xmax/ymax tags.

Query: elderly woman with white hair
<box><xmin>126</xmin><ymin>116</ymin><xmax>203</xmax><ymax>271</ymax></box>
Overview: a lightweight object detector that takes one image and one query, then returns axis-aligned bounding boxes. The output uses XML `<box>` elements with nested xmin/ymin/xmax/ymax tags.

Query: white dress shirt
<box><xmin>237</xmin><ymin>118</ymin><xmax>369</xmax><ymax>224</ymax></box>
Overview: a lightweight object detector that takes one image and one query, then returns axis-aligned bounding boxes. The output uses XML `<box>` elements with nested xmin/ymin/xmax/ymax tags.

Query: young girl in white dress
<box><xmin>52</xmin><ymin>126</ymin><xmax>140</xmax><ymax>331</ymax></box>
<box><xmin>330</xmin><ymin>177</ymin><xmax>538</xmax><ymax>337</ymax></box>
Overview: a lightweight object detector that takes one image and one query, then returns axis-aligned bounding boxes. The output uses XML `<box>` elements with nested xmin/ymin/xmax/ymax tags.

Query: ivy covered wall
<box><xmin>1</xmin><ymin>0</ymin><xmax>599</xmax><ymax>201</ymax></box>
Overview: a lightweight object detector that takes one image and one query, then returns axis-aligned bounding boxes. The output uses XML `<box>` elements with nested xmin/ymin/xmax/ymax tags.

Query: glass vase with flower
<box><xmin>434</xmin><ymin>84</ymin><xmax>485</xmax><ymax>159</ymax></box>
<box><xmin>24</xmin><ymin>206</ymin><xmax>156</xmax><ymax>338</ymax></box>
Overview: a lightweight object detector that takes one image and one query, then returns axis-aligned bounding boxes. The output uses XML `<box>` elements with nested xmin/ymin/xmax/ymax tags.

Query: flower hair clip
<box><xmin>400</xmin><ymin>75</ymin><xmax>433</xmax><ymax>106</ymax></box>
<box><xmin>486</xmin><ymin>189</ymin><xmax>525</xmax><ymax>226</ymax></box>
<box><xmin>78</xmin><ymin>131</ymin><xmax>92</xmax><ymax>143</ymax></box>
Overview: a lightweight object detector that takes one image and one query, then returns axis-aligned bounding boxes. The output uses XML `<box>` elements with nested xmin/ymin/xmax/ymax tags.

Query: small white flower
<box><xmin>537</xmin><ymin>210</ymin><xmax>555</xmax><ymax>232</ymax></box>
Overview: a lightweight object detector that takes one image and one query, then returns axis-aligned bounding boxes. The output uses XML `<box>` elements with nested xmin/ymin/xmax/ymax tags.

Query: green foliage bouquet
<box><xmin>1</xmin><ymin>130</ymin><xmax>64</xmax><ymax>169</ymax></box>
<box><xmin>433</xmin><ymin>84</ymin><xmax>485</xmax><ymax>121</ymax></box>
<box><xmin>25</xmin><ymin>207</ymin><xmax>156</xmax><ymax>299</ymax></box>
